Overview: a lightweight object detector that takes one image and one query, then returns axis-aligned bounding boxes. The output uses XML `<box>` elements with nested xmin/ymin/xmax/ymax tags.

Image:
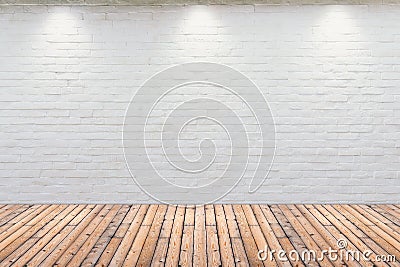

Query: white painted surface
<box><xmin>0</xmin><ymin>5</ymin><xmax>399</xmax><ymax>203</ymax></box>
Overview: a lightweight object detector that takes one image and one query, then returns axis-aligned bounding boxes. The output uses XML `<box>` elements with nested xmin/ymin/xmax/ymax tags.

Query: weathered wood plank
<box><xmin>349</xmin><ymin>205</ymin><xmax>400</xmax><ymax>240</ymax></box>
<box><xmin>95</xmin><ymin>205</ymin><xmax>140</xmax><ymax>267</ymax></box>
<box><xmin>0</xmin><ymin>204</ymin><xmax>398</xmax><ymax>267</ymax></box>
<box><xmin>136</xmin><ymin>205</ymin><xmax>168</xmax><ymax>266</ymax></box>
<box><xmin>271</xmin><ymin>205</ymin><xmax>318</xmax><ymax>267</ymax></box>
<box><xmin>38</xmin><ymin>205</ymin><xmax>104</xmax><ymax>266</ymax></box>
<box><xmin>280</xmin><ymin>205</ymin><xmax>335</xmax><ymax>267</ymax></box>
<box><xmin>193</xmin><ymin>205</ymin><xmax>207</xmax><ymax>267</ymax></box>
<box><xmin>315</xmin><ymin>205</ymin><xmax>387</xmax><ymax>267</ymax></box>
<box><xmin>81</xmin><ymin>205</ymin><xmax>130</xmax><ymax>267</ymax></box>
<box><xmin>178</xmin><ymin>206</ymin><xmax>195</xmax><ymax>267</ymax></box>
<box><xmin>296</xmin><ymin>205</ymin><xmax>361</xmax><ymax>267</ymax></box>
<box><xmin>122</xmin><ymin>205</ymin><xmax>159</xmax><ymax>266</ymax></box>
<box><xmin>0</xmin><ymin>205</ymin><xmax>51</xmax><ymax>244</ymax></box>
<box><xmin>0</xmin><ymin>205</ymin><xmax>64</xmax><ymax>261</ymax></box>
<box><xmin>164</xmin><ymin>205</ymin><xmax>185</xmax><ymax>267</ymax></box>
<box><xmin>151</xmin><ymin>205</ymin><xmax>177</xmax><ymax>267</ymax></box>
<box><xmin>214</xmin><ymin>205</ymin><xmax>235</xmax><ymax>267</ymax></box>
<box><xmin>224</xmin><ymin>205</ymin><xmax>249</xmax><ymax>267</ymax></box>
<box><xmin>0</xmin><ymin>205</ymin><xmax>30</xmax><ymax>226</ymax></box>
<box><xmin>205</xmin><ymin>205</ymin><xmax>222</xmax><ymax>267</ymax></box>
<box><xmin>233</xmin><ymin>205</ymin><xmax>264</xmax><ymax>267</ymax></box>
<box><xmin>60</xmin><ymin>205</ymin><xmax>118</xmax><ymax>266</ymax></box>
<box><xmin>8</xmin><ymin>205</ymin><xmax>82</xmax><ymax>266</ymax></box>
<box><xmin>251</xmin><ymin>205</ymin><xmax>297</xmax><ymax>267</ymax></box>
<box><xmin>333</xmin><ymin>205</ymin><xmax>400</xmax><ymax>261</ymax></box>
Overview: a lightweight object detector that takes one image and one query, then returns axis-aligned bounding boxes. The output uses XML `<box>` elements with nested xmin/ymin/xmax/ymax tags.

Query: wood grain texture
<box><xmin>0</xmin><ymin>204</ymin><xmax>398</xmax><ymax>266</ymax></box>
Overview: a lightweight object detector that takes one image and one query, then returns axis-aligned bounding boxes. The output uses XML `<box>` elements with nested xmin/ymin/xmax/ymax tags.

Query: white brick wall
<box><xmin>0</xmin><ymin>4</ymin><xmax>399</xmax><ymax>204</ymax></box>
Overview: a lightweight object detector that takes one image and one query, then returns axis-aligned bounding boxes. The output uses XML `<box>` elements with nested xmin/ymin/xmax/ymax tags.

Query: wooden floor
<box><xmin>0</xmin><ymin>205</ymin><xmax>399</xmax><ymax>267</ymax></box>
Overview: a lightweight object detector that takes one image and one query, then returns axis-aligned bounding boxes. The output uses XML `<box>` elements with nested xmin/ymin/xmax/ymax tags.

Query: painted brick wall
<box><xmin>0</xmin><ymin>4</ymin><xmax>399</xmax><ymax>204</ymax></box>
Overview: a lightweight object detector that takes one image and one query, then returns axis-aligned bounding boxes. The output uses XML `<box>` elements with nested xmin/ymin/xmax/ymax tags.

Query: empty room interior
<box><xmin>0</xmin><ymin>0</ymin><xmax>399</xmax><ymax>266</ymax></box>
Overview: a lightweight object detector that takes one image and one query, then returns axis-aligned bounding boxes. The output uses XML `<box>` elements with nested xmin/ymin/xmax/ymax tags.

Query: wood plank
<box><xmin>24</xmin><ymin>205</ymin><xmax>91</xmax><ymax>267</ymax></box>
<box><xmin>0</xmin><ymin>205</ymin><xmax>30</xmax><ymax>226</ymax></box>
<box><xmin>205</xmin><ymin>205</ymin><xmax>217</xmax><ymax>226</ymax></box>
<box><xmin>378</xmin><ymin>205</ymin><xmax>400</xmax><ymax>217</ymax></box>
<box><xmin>259</xmin><ymin>205</ymin><xmax>288</xmax><ymax>239</ymax></box>
<box><xmin>387</xmin><ymin>205</ymin><xmax>400</xmax><ymax>214</ymax></box>
<box><xmin>68</xmin><ymin>204</ymin><xmax>96</xmax><ymax>226</ymax></box>
<box><xmin>37</xmin><ymin>205</ymin><xmax>102</xmax><ymax>266</ymax></box>
<box><xmin>0</xmin><ymin>205</ymin><xmax>24</xmax><ymax>221</ymax></box>
<box><xmin>355</xmin><ymin>205</ymin><xmax>400</xmax><ymax>232</ymax></box>
<box><xmin>214</xmin><ymin>205</ymin><xmax>235</xmax><ymax>267</ymax></box>
<box><xmin>164</xmin><ymin>205</ymin><xmax>185</xmax><ymax>267</ymax></box>
<box><xmin>108</xmin><ymin>205</ymin><xmax>149</xmax><ymax>267</ymax></box>
<box><xmin>290</xmin><ymin>205</ymin><xmax>345</xmax><ymax>267</ymax></box>
<box><xmin>233</xmin><ymin>205</ymin><xmax>265</xmax><ymax>267</ymax></box>
<box><xmin>0</xmin><ymin>205</ymin><xmax>65</xmax><ymax>261</ymax></box>
<box><xmin>0</xmin><ymin>205</ymin><xmax>51</xmax><ymax>243</ymax></box>
<box><xmin>271</xmin><ymin>205</ymin><xmax>317</xmax><ymax>267</ymax></box>
<box><xmin>224</xmin><ymin>205</ymin><xmax>249</xmax><ymax>267</ymax></box>
<box><xmin>296</xmin><ymin>205</ymin><xmax>362</xmax><ymax>267</ymax></box>
<box><xmin>288</xmin><ymin>205</ymin><xmax>349</xmax><ymax>267</ymax></box>
<box><xmin>259</xmin><ymin>205</ymin><xmax>279</xmax><ymax>224</ymax></box>
<box><xmin>343</xmin><ymin>205</ymin><xmax>400</xmax><ymax>248</ymax></box>
<box><xmin>224</xmin><ymin>205</ymin><xmax>241</xmax><ymax>238</ymax></box>
<box><xmin>242</xmin><ymin>205</ymin><xmax>278</xmax><ymax>267</ymax></box>
<box><xmin>205</xmin><ymin>205</ymin><xmax>222</xmax><ymax>267</ymax></box>
<box><xmin>151</xmin><ymin>205</ymin><xmax>177</xmax><ymax>266</ymax></box>
<box><xmin>59</xmin><ymin>205</ymin><xmax>118</xmax><ymax>267</ymax></box>
<box><xmin>81</xmin><ymin>205</ymin><xmax>131</xmax><ymax>267</ymax></box>
<box><xmin>2</xmin><ymin>237</ymin><xmax>40</xmax><ymax>266</ymax></box>
<box><xmin>0</xmin><ymin>205</ymin><xmax>9</xmax><ymax>217</ymax></box>
<box><xmin>7</xmin><ymin>205</ymin><xmax>82</xmax><ymax>266</ymax></box>
<box><xmin>364</xmin><ymin>205</ymin><xmax>400</xmax><ymax>232</ymax></box>
<box><xmin>95</xmin><ymin>205</ymin><xmax>140</xmax><ymax>267</ymax></box>
<box><xmin>374</xmin><ymin>205</ymin><xmax>400</xmax><ymax>225</ymax></box>
<box><xmin>178</xmin><ymin>205</ymin><xmax>195</xmax><ymax>267</ymax></box>
<box><xmin>136</xmin><ymin>205</ymin><xmax>168</xmax><ymax>266</ymax></box>
<box><xmin>0</xmin><ymin>204</ymin><xmax>398</xmax><ymax>266</ymax></box>
<box><xmin>333</xmin><ymin>205</ymin><xmax>400</xmax><ymax>261</ymax></box>
<box><xmin>315</xmin><ymin>205</ymin><xmax>387</xmax><ymax>267</ymax></box>
<box><xmin>280</xmin><ymin>205</ymin><xmax>335</xmax><ymax>267</ymax></box>
<box><xmin>193</xmin><ymin>205</ymin><xmax>207</xmax><ymax>267</ymax></box>
<box><xmin>34</xmin><ymin>205</ymin><xmax>80</xmax><ymax>238</ymax></box>
<box><xmin>251</xmin><ymin>205</ymin><xmax>298</xmax><ymax>267</ymax></box>
<box><xmin>158</xmin><ymin>205</ymin><xmax>177</xmax><ymax>239</ymax></box>
<box><xmin>122</xmin><ymin>205</ymin><xmax>159</xmax><ymax>266</ymax></box>
<box><xmin>304</xmin><ymin>204</ymin><xmax>332</xmax><ymax>226</ymax></box>
<box><xmin>305</xmin><ymin>205</ymin><xmax>371</xmax><ymax>267</ymax></box>
<box><xmin>0</xmin><ymin>205</ymin><xmax>42</xmax><ymax>233</ymax></box>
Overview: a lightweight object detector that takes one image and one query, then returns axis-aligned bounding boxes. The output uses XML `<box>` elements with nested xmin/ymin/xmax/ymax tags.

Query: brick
<box><xmin>0</xmin><ymin>5</ymin><xmax>399</xmax><ymax>204</ymax></box>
